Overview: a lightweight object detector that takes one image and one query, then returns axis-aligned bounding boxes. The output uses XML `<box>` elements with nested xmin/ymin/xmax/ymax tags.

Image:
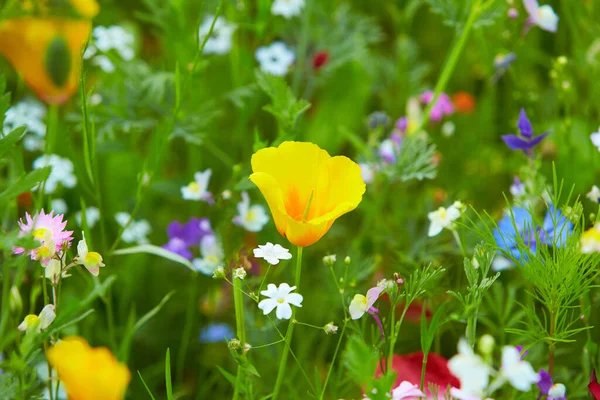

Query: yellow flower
<box><xmin>0</xmin><ymin>17</ymin><xmax>92</xmax><ymax>104</ymax></box>
<box><xmin>250</xmin><ymin>141</ymin><xmax>365</xmax><ymax>247</ymax></box>
<box><xmin>47</xmin><ymin>337</ymin><xmax>131</xmax><ymax>400</ymax></box>
<box><xmin>70</xmin><ymin>0</ymin><xmax>100</xmax><ymax>18</ymax></box>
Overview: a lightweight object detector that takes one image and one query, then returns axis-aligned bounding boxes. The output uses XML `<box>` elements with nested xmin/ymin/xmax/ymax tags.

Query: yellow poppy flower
<box><xmin>47</xmin><ymin>336</ymin><xmax>131</xmax><ymax>400</ymax></box>
<box><xmin>250</xmin><ymin>141</ymin><xmax>365</xmax><ymax>247</ymax></box>
<box><xmin>0</xmin><ymin>17</ymin><xmax>92</xmax><ymax>104</ymax></box>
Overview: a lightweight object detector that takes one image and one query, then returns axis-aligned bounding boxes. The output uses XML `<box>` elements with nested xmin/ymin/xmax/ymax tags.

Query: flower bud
<box><xmin>10</xmin><ymin>286</ymin><xmax>22</xmax><ymax>314</ymax></box>
<box><xmin>344</xmin><ymin>256</ymin><xmax>351</xmax><ymax>265</ymax></box>
<box><xmin>227</xmin><ymin>338</ymin><xmax>241</xmax><ymax>350</ymax></box>
<box><xmin>478</xmin><ymin>334</ymin><xmax>495</xmax><ymax>356</ymax></box>
<box><xmin>324</xmin><ymin>322</ymin><xmax>338</xmax><ymax>335</ymax></box>
<box><xmin>323</xmin><ymin>254</ymin><xmax>337</xmax><ymax>266</ymax></box>
<box><xmin>212</xmin><ymin>266</ymin><xmax>226</xmax><ymax>279</ymax></box>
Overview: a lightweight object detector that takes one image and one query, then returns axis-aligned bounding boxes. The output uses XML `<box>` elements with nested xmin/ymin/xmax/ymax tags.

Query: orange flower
<box><xmin>47</xmin><ymin>336</ymin><xmax>130</xmax><ymax>400</ymax></box>
<box><xmin>250</xmin><ymin>142</ymin><xmax>365</xmax><ymax>247</ymax></box>
<box><xmin>451</xmin><ymin>91</ymin><xmax>476</xmax><ymax>114</ymax></box>
<box><xmin>0</xmin><ymin>1</ymin><xmax>98</xmax><ymax>104</ymax></box>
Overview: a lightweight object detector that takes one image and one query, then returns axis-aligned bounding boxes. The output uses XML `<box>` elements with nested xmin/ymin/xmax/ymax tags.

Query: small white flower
<box><xmin>212</xmin><ymin>266</ymin><xmax>226</xmax><ymax>279</ymax></box>
<box><xmin>51</xmin><ymin>199</ymin><xmax>68</xmax><ymax>215</ymax></box>
<box><xmin>359</xmin><ymin>163</ymin><xmax>375</xmax><ymax>184</ymax></box>
<box><xmin>448</xmin><ymin>338</ymin><xmax>493</xmax><ymax>398</ymax></box>
<box><xmin>256</xmin><ymin>42</ymin><xmax>295</xmax><ymax>76</ymax></box>
<box><xmin>524</xmin><ymin>0</ymin><xmax>558</xmax><ymax>32</ymax></box>
<box><xmin>75</xmin><ymin>207</ymin><xmax>101</xmax><ymax>228</ymax></box>
<box><xmin>548</xmin><ymin>383</ymin><xmax>566</xmax><ymax>400</ymax></box>
<box><xmin>115</xmin><ymin>212</ymin><xmax>151</xmax><ymax>244</ymax></box>
<box><xmin>497</xmin><ymin>346</ymin><xmax>538</xmax><ymax>391</ymax></box>
<box><xmin>253</xmin><ymin>242</ymin><xmax>292</xmax><ymax>265</ymax></box>
<box><xmin>76</xmin><ymin>232</ymin><xmax>105</xmax><ymax>276</ymax></box>
<box><xmin>192</xmin><ymin>235</ymin><xmax>224</xmax><ymax>275</ymax></box>
<box><xmin>491</xmin><ymin>254</ymin><xmax>514</xmax><ymax>271</ymax></box>
<box><xmin>392</xmin><ymin>381</ymin><xmax>425</xmax><ymax>400</ymax></box>
<box><xmin>427</xmin><ymin>203</ymin><xmax>461</xmax><ymax>237</ymax></box>
<box><xmin>199</xmin><ymin>16</ymin><xmax>236</xmax><ymax>55</ymax></box>
<box><xmin>258</xmin><ymin>283</ymin><xmax>303</xmax><ymax>320</ymax></box>
<box><xmin>181</xmin><ymin>169</ymin><xmax>213</xmax><ymax>202</ymax></box>
<box><xmin>441</xmin><ymin>121</ymin><xmax>456</xmax><ymax>137</ymax></box>
<box><xmin>588</xmin><ymin>185</ymin><xmax>600</xmax><ymax>203</ymax></box>
<box><xmin>45</xmin><ymin>259</ymin><xmax>68</xmax><ymax>285</ymax></box>
<box><xmin>93</xmin><ymin>26</ymin><xmax>135</xmax><ymax>60</ymax></box>
<box><xmin>3</xmin><ymin>98</ymin><xmax>46</xmax><ymax>138</ymax></box>
<box><xmin>271</xmin><ymin>0</ymin><xmax>305</xmax><ymax>18</ymax></box>
<box><xmin>233</xmin><ymin>267</ymin><xmax>247</xmax><ymax>280</ymax></box>
<box><xmin>221</xmin><ymin>190</ymin><xmax>232</xmax><ymax>200</ymax></box>
<box><xmin>92</xmin><ymin>55</ymin><xmax>116</xmax><ymax>73</ymax></box>
<box><xmin>591</xmin><ymin>128</ymin><xmax>600</xmax><ymax>151</ymax></box>
<box><xmin>322</xmin><ymin>254</ymin><xmax>337</xmax><ymax>266</ymax></box>
<box><xmin>349</xmin><ymin>286</ymin><xmax>384</xmax><ymax>320</ymax></box>
<box><xmin>32</xmin><ymin>155</ymin><xmax>77</xmax><ymax>194</ymax></box>
<box><xmin>233</xmin><ymin>191</ymin><xmax>269</xmax><ymax>232</ymax></box>
<box><xmin>18</xmin><ymin>304</ymin><xmax>56</xmax><ymax>333</ymax></box>
<box><xmin>324</xmin><ymin>322</ymin><xmax>338</xmax><ymax>335</ymax></box>
<box><xmin>89</xmin><ymin>93</ymin><xmax>103</xmax><ymax>106</ymax></box>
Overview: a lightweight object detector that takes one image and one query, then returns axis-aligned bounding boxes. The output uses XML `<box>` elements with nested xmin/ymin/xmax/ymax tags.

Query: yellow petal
<box><xmin>0</xmin><ymin>18</ymin><xmax>91</xmax><ymax>104</ymax></box>
<box><xmin>250</xmin><ymin>141</ymin><xmax>365</xmax><ymax>247</ymax></box>
<box><xmin>70</xmin><ymin>0</ymin><xmax>100</xmax><ymax>18</ymax></box>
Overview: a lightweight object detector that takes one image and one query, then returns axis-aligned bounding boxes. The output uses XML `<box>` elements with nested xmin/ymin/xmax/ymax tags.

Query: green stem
<box><xmin>387</xmin><ymin>304</ymin><xmax>409</xmax><ymax>372</ymax></box>
<box><xmin>467</xmin><ymin>310</ymin><xmax>478</xmax><ymax>349</ymax></box>
<box><xmin>548</xmin><ymin>309</ymin><xmax>556</xmax><ymax>376</ymax></box>
<box><xmin>272</xmin><ymin>246</ymin><xmax>303</xmax><ymax>400</ymax></box>
<box><xmin>291</xmin><ymin>0</ymin><xmax>311</xmax><ymax>96</ymax></box>
<box><xmin>233</xmin><ymin>273</ymin><xmax>247</xmax><ymax>400</ymax></box>
<box><xmin>320</xmin><ymin>321</ymin><xmax>347</xmax><ymax>399</ymax></box>
<box><xmin>176</xmin><ymin>272</ymin><xmax>198</xmax><ymax>386</ymax></box>
<box><xmin>417</xmin><ymin>0</ymin><xmax>481</xmax><ymax>130</ymax></box>
<box><xmin>420</xmin><ymin>351</ymin><xmax>428</xmax><ymax>392</ymax></box>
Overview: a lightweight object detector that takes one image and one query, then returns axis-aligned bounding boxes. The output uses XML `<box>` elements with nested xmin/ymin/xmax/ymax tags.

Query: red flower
<box><xmin>590</xmin><ymin>369</ymin><xmax>600</xmax><ymax>399</ymax></box>
<box><xmin>451</xmin><ymin>92</ymin><xmax>476</xmax><ymax>114</ymax></box>
<box><xmin>375</xmin><ymin>352</ymin><xmax>459</xmax><ymax>396</ymax></box>
<box><xmin>313</xmin><ymin>50</ymin><xmax>329</xmax><ymax>71</ymax></box>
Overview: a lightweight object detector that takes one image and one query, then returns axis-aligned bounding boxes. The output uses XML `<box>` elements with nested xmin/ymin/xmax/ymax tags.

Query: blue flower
<box><xmin>493</xmin><ymin>207</ymin><xmax>536</xmax><ymax>263</ymax></box>
<box><xmin>199</xmin><ymin>323</ymin><xmax>234</xmax><ymax>344</ymax></box>
<box><xmin>540</xmin><ymin>206</ymin><xmax>573</xmax><ymax>247</ymax></box>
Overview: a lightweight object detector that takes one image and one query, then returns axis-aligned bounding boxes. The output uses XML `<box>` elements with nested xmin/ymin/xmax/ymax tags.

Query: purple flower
<box><xmin>538</xmin><ymin>369</ymin><xmax>553</xmax><ymax>395</ymax></box>
<box><xmin>515</xmin><ymin>345</ymin><xmax>529</xmax><ymax>359</ymax></box>
<box><xmin>421</xmin><ymin>90</ymin><xmax>454</xmax><ymax>121</ymax></box>
<box><xmin>163</xmin><ymin>217</ymin><xmax>213</xmax><ymax>260</ymax></box>
<box><xmin>501</xmin><ymin>109</ymin><xmax>548</xmax><ymax>155</ymax></box>
<box><xmin>395</xmin><ymin>117</ymin><xmax>408</xmax><ymax>133</ymax></box>
<box><xmin>538</xmin><ymin>369</ymin><xmax>567</xmax><ymax>400</ymax></box>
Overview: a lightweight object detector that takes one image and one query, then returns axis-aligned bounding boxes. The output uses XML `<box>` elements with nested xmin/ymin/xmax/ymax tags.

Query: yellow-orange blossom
<box><xmin>47</xmin><ymin>336</ymin><xmax>130</xmax><ymax>400</ymax></box>
<box><xmin>250</xmin><ymin>141</ymin><xmax>366</xmax><ymax>247</ymax></box>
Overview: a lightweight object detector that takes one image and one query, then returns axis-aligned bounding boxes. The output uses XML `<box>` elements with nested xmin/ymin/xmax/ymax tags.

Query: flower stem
<box><xmin>272</xmin><ymin>246</ymin><xmax>303</xmax><ymax>400</ymax></box>
<box><xmin>233</xmin><ymin>274</ymin><xmax>247</xmax><ymax>400</ymax></box>
<box><xmin>548</xmin><ymin>309</ymin><xmax>556</xmax><ymax>376</ymax></box>
<box><xmin>320</xmin><ymin>320</ymin><xmax>347</xmax><ymax>399</ymax></box>
<box><xmin>467</xmin><ymin>311</ymin><xmax>478</xmax><ymax>349</ymax></box>
<box><xmin>420</xmin><ymin>352</ymin><xmax>428</xmax><ymax>392</ymax></box>
<box><xmin>387</xmin><ymin>303</ymin><xmax>409</xmax><ymax>372</ymax></box>
<box><xmin>417</xmin><ymin>0</ymin><xmax>482</xmax><ymax>130</ymax></box>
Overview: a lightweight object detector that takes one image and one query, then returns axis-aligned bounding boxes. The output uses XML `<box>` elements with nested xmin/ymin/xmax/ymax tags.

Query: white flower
<box><xmin>491</xmin><ymin>254</ymin><xmax>514</xmax><ymax>271</ymax></box>
<box><xmin>587</xmin><ymin>185</ymin><xmax>600</xmax><ymax>203</ymax></box>
<box><xmin>324</xmin><ymin>322</ymin><xmax>338</xmax><ymax>335</ymax></box>
<box><xmin>199</xmin><ymin>16</ymin><xmax>236</xmax><ymax>55</ymax></box>
<box><xmin>18</xmin><ymin>304</ymin><xmax>56</xmax><ymax>333</ymax></box>
<box><xmin>349</xmin><ymin>286</ymin><xmax>384</xmax><ymax>320</ymax></box>
<box><xmin>212</xmin><ymin>266</ymin><xmax>226</xmax><ymax>279</ymax></box>
<box><xmin>258</xmin><ymin>283</ymin><xmax>303</xmax><ymax>320</ymax></box>
<box><xmin>92</xmin><ymin>26</ymin><xmax>135</xmax><ymax>60</ymax></box>
<box><xmin>115</xmin><ymin>212</ymin><xmax>151</xmax><ymax>244</ymax></box>
<box><xmin>76</xmin><ymin>232</ymin><xmax>105</xmax><ymax>276</ymax></box>
<box><xmin>3</xmin><ymin>98</ymin><xmax>46</xmax><ymax>138</ymax></box>
<box><xmin>75</xmin><ymin>207</ymin><xmax>101</xmax><ymax>228</ymax></box>
<box><xmin>233</xmin><ymin>191</ymin><xmax>269</xmax><ymax>232</ymax></box>
<box><xmin>51</xmin><ymin>199</ymin><xmax>68</xmax><ymax>214</ymax></box>
<box><xmin>92</xmin><ymin>55</ymin><xmax>116</xmax><ymax>73</ymax></box>
<box><xmin>427</xmin><ymin>203</ymin><xmax>461</xmax><ymax>237</ymax></box>
<box><xmin>524</xmin><ymin>0</ymin><xmax>558</xmax><ymax>32</ymax></box>
<box><xmin>548</xmin><ymin>383</ymin><xmax>566</xmax><ymax>400</ymax></box>
<box><xmin>256</xmin><ymin>42</ymin><xmax>295</xmax><ymax>76</ymax></box>
<box><xmin>45</xmin><ymin>259</ymin><xmax>69</xmax><ymax>285</ymax></box>
<box><xmin>192</xmin><ymin>235</ymin><xmax>224</xmax><ymax>275</ymax></box>
<box><xmin>359</xmin><ymin>163</ymin><xmax>375</xmax><ymax>184</ymax></box>
<box><xmin>322</xmin><ymin>254</ymin><xmax>337</xmax><ymax>266</ymax></box>
<box><xmin>392</xmin><ymin>381</ymin><xmax>425</xmax><ymax>400</ymax></box>
<box><xmin>442</xmin><ymin>121</ymin><xmax>456</xmax><ymax>137</ymax></box>
<box><xmin>181</xmin><ymin>169</ymin><xmax>213</xmax><ymax>202</ymax></box>
<box><xmin>222</xmin><ymin>190</ymin><xmax>232</xmax><ymax>200</ymax></box>
<box><xmin>448</xmin><ymin>338</ymin><xmax>493</xmax><ymax>398</ymax></box>
<box><xmin>253</xmin><ymin>242</ymin><xmax>292</xmax><ymax>265</ymax></box>
<box><xmin>497</xmin><ymin>346</ymin><xmax>538</xmax><ymax>391</ymax></box>
<box><xmin>32</xmin><ymin>155</ymin><xmax>77</xmax><ymax>194</ymax></box>
<box><xmin>591</xmin><ymin>128</ymin><xmax>600</xmax><ymax>151</ymax></box>
<box><xmin>233</xmin><ymin>267</ymin><xmax>247</xmax><ymax>280</ymax></box>
<box><xmin>271</xmin><ymin>0</ymin><xmax>304</xmax><ymax>18</ymax></box>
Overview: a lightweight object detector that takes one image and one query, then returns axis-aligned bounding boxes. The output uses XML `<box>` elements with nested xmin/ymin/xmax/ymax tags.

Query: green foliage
<box><xmin>395</xmin><ymin>134</ymin><xmax>438</xmax><ymax>182</ymax></box>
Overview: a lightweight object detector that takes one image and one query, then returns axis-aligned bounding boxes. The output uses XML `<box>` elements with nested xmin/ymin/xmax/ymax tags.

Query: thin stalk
<box><xmin>420</xmin><ymin>352</ymin><xmax>428</xmax><ymax>392</ymax></box>
<box><xmin>467</xmin><ymin>310</ymin><xmax>478</xmax><ymax>349</ymax></box>
<box><xmin>233</xmin><ymin>273</ymin><xmax>247</xmax><ymax>400</ymax></box>
<box><xmin>176</xmin><ymin>272</ymin><xmax>198</xmax><ymax>386</ymax></box>
<box><xmin>548</xmin><ymin>309</ymin><xmax>556</xmax><ymax>376</ymax></box>
<box><xmin>272</xmin><ymin>246</ymin><xmax>303</xmax><ymax>400</ymax></box>
<box><xmin>416</xmin><ymin>0</ymin><xmax>482</xmax><ymax>130</ymax></box>
<box><xmin>387</xmin><ymin>303</ymin><xmax>409</xmax><ymax>372</ymax></box>
<box><xmin>320</xmin><ymin>321</ymin><xmax>347</xmax><ymax>399</ymax></box>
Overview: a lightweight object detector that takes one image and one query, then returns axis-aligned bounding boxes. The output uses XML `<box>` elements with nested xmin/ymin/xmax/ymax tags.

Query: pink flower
<box><xmin>421</xmin><ymin>91</ymin><xmax>454</xmax><ymax>121</ymax></box>
<box><xmin>392</xmin><ymin>381</ymin><xmax>425</xmax><ymax>400</ymax></box>
<box><xmin>14</xmin><ymin>210</ymin><xmax>73</xmax><ymax>265</ymax></box>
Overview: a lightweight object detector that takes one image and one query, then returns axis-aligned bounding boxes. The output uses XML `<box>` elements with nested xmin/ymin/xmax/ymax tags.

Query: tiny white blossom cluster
<box><xmin>2</xmin><ymin>98</ymin><xmax>46</xmax><ymax>151</ymax></box>
<box><xmin>84</xmin><ymin>26</ymin><xmax>136</xmax><ymax>73</ymax></box>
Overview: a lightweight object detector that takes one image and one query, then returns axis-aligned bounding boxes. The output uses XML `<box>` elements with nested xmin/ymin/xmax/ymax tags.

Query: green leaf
<box><xmin>0</xmin><ymin>167</ymin><xmax>51</xmax><ymax>204</ymax></box>
<box><xmin>112</xmin><ymin>244</ymin><xmax>195</xmax><ymax>271</ymax></box>
<box><xmin>216</xmin><ymin>366</ymin><xmax>237</xmax><ymax>386</ymax></box>
<box><xmin>0</xmin><ymin>127</ymin><xmax>26</xmax><ymax>158</ymax></box>
<box><xmin>165</xmin><ymin>348</ymin><xmax>173</xmax><ymax>400</ymax></box>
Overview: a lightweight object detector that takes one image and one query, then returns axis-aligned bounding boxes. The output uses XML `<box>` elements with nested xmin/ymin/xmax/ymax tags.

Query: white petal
<box><xmin>38</xmin><ymin>305</ymin><xmax>56</xmax><ymax>330</ymax></box>
<box><xmin>428</xmin><ymin>222</ymin><xmax>443</xmax><ymax>237</ymax></box>
<box><xmin>258</xmin><ymin>299</ymin><xmax>278</xmax><ymax>315</ymax></box>
<box><xmin>260</xmin><ymin>284</ymin><xmax>279</xmax><ymax>298</ymax></box>
<box><xmin>276</xmin><ymin>302</ymin><xmax>292</xmax><ymax>320</ymax></box>
<box><xmin>285</xmin><ymin>293</ymin><xmax>303</xmax><ymax>307</ymax></box>
<box><xmin>349</xmin><ymin>295</ymin><xmax>367</xmax><ymax>320</ymax></box>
